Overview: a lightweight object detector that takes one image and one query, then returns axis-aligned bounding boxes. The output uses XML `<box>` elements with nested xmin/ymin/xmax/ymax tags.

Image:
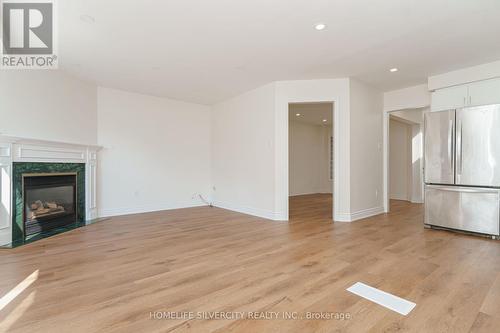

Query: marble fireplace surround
<box><xmin>0</xmin><ymin>135</ymin><xmax>100</xmax><ymax>246</ymax></box>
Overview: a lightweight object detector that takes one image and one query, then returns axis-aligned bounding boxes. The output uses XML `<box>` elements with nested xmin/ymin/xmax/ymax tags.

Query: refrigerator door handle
<box><xmin>460</xmin><ymin>123</ymin><xmax>463</xmax><ymax>174</ymax></box>
<box><xmin>456</xmin><ymin>120</ymin><xmax>463</xmax><ymax>176</ymax></box>
<box><xmin>449</xmin><ymin>119</ymin><xmax>454</xmax><ymax>171</ymax></box>
<box><xmin>426</xmin><ymin>185</ymin><xmax>499</xmax><ymax>194</ymax></box>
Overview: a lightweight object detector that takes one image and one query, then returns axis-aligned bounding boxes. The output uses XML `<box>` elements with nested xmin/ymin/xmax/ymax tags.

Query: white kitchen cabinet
<box><xmin>431</xmin><ymin>77</ymin><xmax>500</xmax><ymax>111</ymax></box>
<box><xmin>431</xmin><ymin>85</ymin><xmax>468</xmax><ymax>112</ymax></box>
<box><xmin>467</xmin><ymin>78</ymin><xmax>500</xmax><ymax>107</ymax></box>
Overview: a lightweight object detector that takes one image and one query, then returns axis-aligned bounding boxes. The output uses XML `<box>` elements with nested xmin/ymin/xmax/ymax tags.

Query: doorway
<box><xmin>387</xmin><ymin>109</ymin><xmax>425</xmax><ymax>210</ymax></box>
<box><xmin>288</xmin><ymin>102</ymin><xmax>334</xmax><ymax>220</ymax></box>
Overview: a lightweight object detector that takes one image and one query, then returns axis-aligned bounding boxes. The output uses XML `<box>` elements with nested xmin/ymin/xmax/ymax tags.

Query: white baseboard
<box><xmin>334</xmin><ymin>206</ymin><xmax>385</xmax><ymax>222</ymax></box>
<box><xmin>334</xmin><ymin>212</ymin><xmax>352</xmax><ymax>222</ymax></box>
<box><xmin>213</xmin><ymin>201</ymin><xmax>284</xmax><ymax>221</ymax></box>
<box><xmin>350</xmin><ymin>206</ymin><xmax>385</xmax><ymax>221</ymax></box>
<box><xmin>289</xmin><ymin>190</ymin><xmax>333</xmax><ymax>197</ymax></box>
<box><xmin>99</xmin><ymin>200</ymin><xmax>383</xmax><ymax>224</ymax></box>
<box><xmin>390</xmin><ymin>195</ymin><xmax>410</xmax><ymax>201</ymax></box>
<box><xmin>390</xmin><ymin>196</ymin><xmax>424</xmax><ymax>204</ymax></box>
<box><xmin>0</xmin><ymin>228</ymin><xmax>12</xmax><ymax>246</ymax></box>
<box><xmin>411</xmin><ymin>197</ymin><xmax>424</xmax><ymax>204</ymax></box>
<box><xmin>98</xmin><ymin>201</ymin><xmax>207</xmax><ymax>218</ymax></box>
<box><xmin>212</xmin><ymin>202</ymin><xmax>383</xmax><ymax>223</ymax></box>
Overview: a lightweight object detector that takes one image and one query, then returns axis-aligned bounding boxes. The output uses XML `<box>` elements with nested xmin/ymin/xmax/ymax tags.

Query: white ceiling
<box><xmin>59</xmin><ymin>0</ymin><xmax>500</xmax><ymax>105</ymax></box>
<box><xmin>289</xmin><ymin>103</ymin><xmax>333</xmax><ymax>126</ymax></box>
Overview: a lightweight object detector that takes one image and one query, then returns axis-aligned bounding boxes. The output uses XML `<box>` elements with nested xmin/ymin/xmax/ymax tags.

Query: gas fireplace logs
<box><xmin>28</xmin><ymin>200</ymin><xmax>65</xmax><ymax>220</ymax></box>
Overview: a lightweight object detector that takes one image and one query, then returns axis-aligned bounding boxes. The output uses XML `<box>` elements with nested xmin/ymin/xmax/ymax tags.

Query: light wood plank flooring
<box><xmin>0</xmin><ymin>194</ymin><xmax>499</xmax><ymax>332</ymax></box>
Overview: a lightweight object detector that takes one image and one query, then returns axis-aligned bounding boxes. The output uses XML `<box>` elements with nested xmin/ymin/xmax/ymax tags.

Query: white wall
<box><xmin>383</xmin><ymin>84</ymin><xmax>430</xmax><ymax>212</ymax></box>
<box><xmin>211</xmin><ymin>79</ymin><xmax>353</xmax><ymax>221</ymax></box>
<box><xmin>388</xmin><ymin>109</ymin><xmax>425</xmax><ymax>204</ymax></box>
<box><xmin>211</xmin><ymin>83</ymin><xmax>277</xmax><ymax>219</ymax></box>
<box><xmin>397</xmin><ymin>109</ymin><xmax>425</xmax><ymax>204</ymax></box>
<box><xmin>0</xmin><ymin>72</ymin><xmax>384</xmax><ymax>222</ymax></box>
<box><xmin>97</xmin><ymin>87</ymin><xmax>211</xmax><ymax>217</ymax></box>
<box><xmin>428</xmin><ymin>59</ymin><xmax>500</xmax><ymax>91</ymax></box>
<box><xmin>383</xmin><ymin>84</ymin><xmax>430</xmax><ymax>112</ymax></box>
<box><xmin>349</xmin><ymin>79</ymin><xmax>384</xmax><ymax>216</ymax></box>
<box><xmin>389</xmin><ymin>118</ymin><xmax>411</xmax><ymax>201</ymax></box>
<box><xmin>410</xmin><ymin>121</ymin><xmax>424</xmax><ymax>203</ymax></box>
<box><xmin>0</xmin><ymin>71</ymin><xmax>97</xmax><ymax>144</ymax></box>
<box><xmin>0</xmin><ymin>72</ymin><xmax>213</xmax><ymax>219</ymax></box>
<box><xmin>275</xmin><ymin>79</ymin><xmax>350</xmax><ymax>221</ymax></box>
<box><xmin>289</xmin><ymin>120</ymin><xmax>332</xmax><ymax>196</ymax></box>
<box><xmin>318</xmin><ymin>126</ymin><xmax>333</xmax><ymax>194</ymax></box>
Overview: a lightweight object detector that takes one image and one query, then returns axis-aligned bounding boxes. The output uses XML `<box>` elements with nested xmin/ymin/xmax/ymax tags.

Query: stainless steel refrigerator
<box><xmin>424</xmin><ymin>104</ymin><xmax>500</xmax><ymax>238</ymax></box>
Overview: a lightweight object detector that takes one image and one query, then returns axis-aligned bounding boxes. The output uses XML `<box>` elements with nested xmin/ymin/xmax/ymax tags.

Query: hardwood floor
<box><xmin>1</xmin><ymin>194</ymin><xmax>499</xmax><ymax>332</ymax></box>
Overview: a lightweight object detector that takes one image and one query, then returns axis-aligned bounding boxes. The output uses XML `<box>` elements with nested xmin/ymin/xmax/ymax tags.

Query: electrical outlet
<box><xmin>212</xmin><ymin>186</ymin><xmax>216</xmax><ymax>191</ymax></box>
<box><xmin>375</xmin><ymin>190</ymin><xmax>379</xmax><ymax>198</ymax></box>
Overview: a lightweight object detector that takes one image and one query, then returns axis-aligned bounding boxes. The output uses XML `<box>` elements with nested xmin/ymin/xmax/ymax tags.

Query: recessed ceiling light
<box><xmin>390</xmin><ymin>68</ymin><xmax>399</xmax><ymax>72</ymax></box>
<box><xmin>322</xmin><ymin>119</ymin><xmax>327</xmax><ymax>122</ymax></box>
<box><xmin>314</xmin><ymin>23</ymin><xmax>326</xmax><ymax>31</ymax></box>
<box><xmin>80</xmin><ymin>14</ymin><xmax>95</xmax><ymax>23</ymax></box>
<box><xmin>296</xmin><ymin>113</ymin><xmax>301</xmax><ymax>116</ymax></box>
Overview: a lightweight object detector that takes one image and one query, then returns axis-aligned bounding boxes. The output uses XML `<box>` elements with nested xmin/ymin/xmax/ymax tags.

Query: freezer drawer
<box><xmin>425</xmin><ymin>185</ymin><xmax>500</xmax><ymax>236</ymax></box>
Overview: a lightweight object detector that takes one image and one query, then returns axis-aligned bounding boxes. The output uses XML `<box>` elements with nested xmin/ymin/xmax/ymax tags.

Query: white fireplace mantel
<box><xmin>0</xmin><ymin>134</ymin><xmax>102</xmax><ymax>246</ymax></box>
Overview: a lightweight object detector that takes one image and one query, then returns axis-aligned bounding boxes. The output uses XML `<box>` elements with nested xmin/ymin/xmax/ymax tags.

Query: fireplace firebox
<box><xmin>23</xmin><ymin>173</ymin><xmax>78</xmax><ymax>237</ymax></box>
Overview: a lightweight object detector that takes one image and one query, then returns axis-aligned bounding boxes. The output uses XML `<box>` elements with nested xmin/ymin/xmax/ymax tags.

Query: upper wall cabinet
<box><xmin>431</xmin><ymin>85</ymin><xmax>469</xmax><ymax>112</ymax></box>
<box><xmin>431</xmin><ymin>78</ymin><xmax>500</xmax><ymax>112</ymax></box>
<box><xmin>467</xmin><ymin>78</ymin><xmax>500</xmax><ymax>107</ymax></box>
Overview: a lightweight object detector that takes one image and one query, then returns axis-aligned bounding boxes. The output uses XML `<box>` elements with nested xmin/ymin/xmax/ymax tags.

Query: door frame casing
<box><xmin>383</xmin><ymin>108</ymin><xmax>427</xmax><ymax>212</ymax></box>
<box><xmin>286</xmin><ymin>101</ymin><xmax>338</xmax><ymax>221</ymax></box>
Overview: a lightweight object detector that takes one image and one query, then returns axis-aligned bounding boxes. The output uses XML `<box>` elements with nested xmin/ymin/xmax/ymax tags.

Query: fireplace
<box><xmin>23</xmin><ymin>173</ymin><xmax>78</xmax><ymax>237</ymax></box>
<box><xmin>4</xmin><ymin>158</ymin><xmax>91</xmax><ymax>247</ymax></box>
